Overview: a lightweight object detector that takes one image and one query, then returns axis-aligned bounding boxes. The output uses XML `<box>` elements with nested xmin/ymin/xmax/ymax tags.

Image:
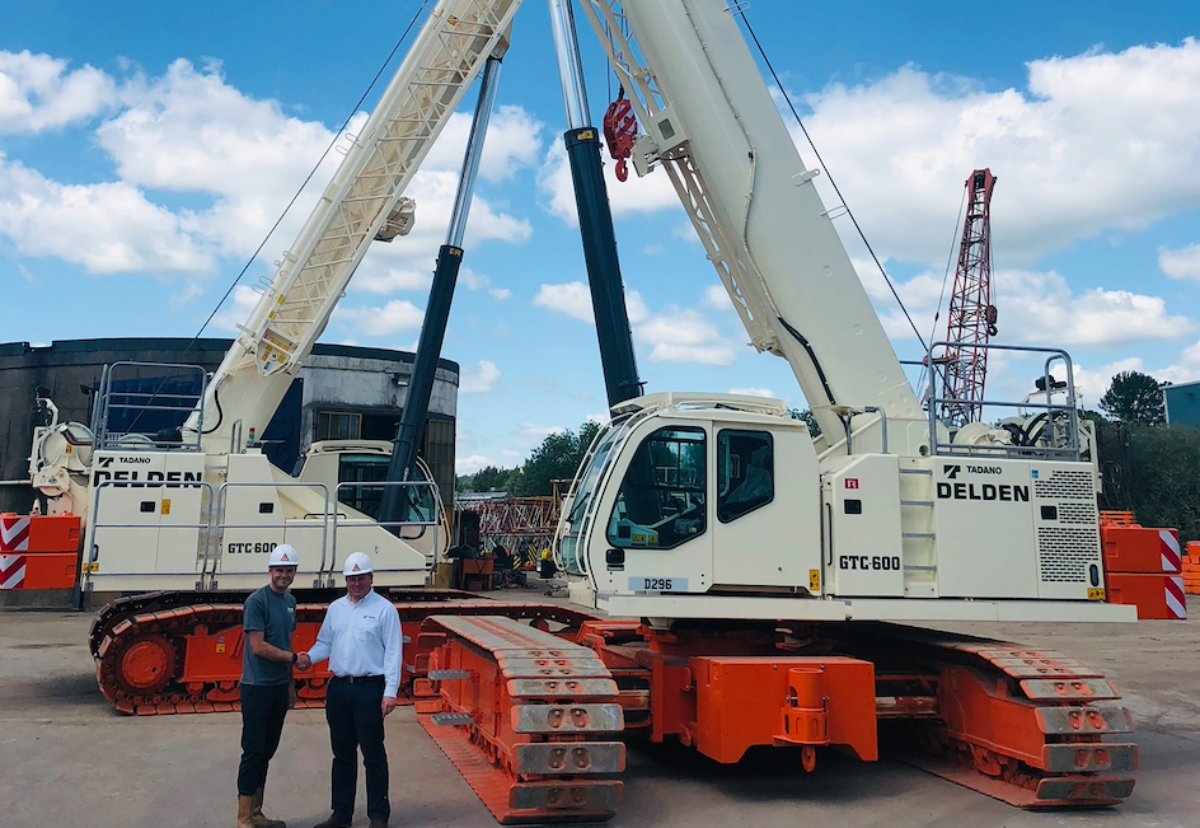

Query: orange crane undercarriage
<box><xmin>91</xmin><ymin>589</ymin><xmax>1136</xmax><ymax>823</ymax></box>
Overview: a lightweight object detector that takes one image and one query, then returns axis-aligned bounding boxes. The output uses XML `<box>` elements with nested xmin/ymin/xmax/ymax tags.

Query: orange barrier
<box><xmin>1106</xmin><ymin>572</ymin><xmax>1186</xmax><ymax>619</ymax></box>
<box><xmin>1101</xmin><ymin>525</ymin><xmax>1181</xmax><ymax>573</ymax></box>
<box><xmin>1099</xmin><ymin>518</ymin><xmax>1186</xmax><ymax>619</ymax></box>
<box><xmin>1</xmin><ymin>512</ymin><xmax>81</xmax><ymax>553</ymax></box>
<box><xmin>1099</xmin><ymin>510</ymin><xmax>1139</xmax><ymax>525</ymax></box>
<box><xmin>1183</xmin><ymin>542</ymin><xmax>1200</xmax><ymax>595</ymax></box>
<box><xmin>0</xmin><ymin>513</ymin><xmax>81</xmax><ymax>591</ymax></box>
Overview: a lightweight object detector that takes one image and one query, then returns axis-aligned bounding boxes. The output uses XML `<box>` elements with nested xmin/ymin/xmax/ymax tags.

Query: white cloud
<box><xmin>992</xmin><ymin>270</ymin><xmax>1193</xmax><ymax>349</ymax></box>
<box><xmin>0</xmin><ymin>153</ymin><xmax>212</xmax><ymax>273</ymax></box>
<box><xmin>1072</xmin><ymin>357</ymin><xmax>1144</xmax><ymax>405</ymax></box>
<box><xmin>333</xmin><ymin>299</ymin><xmax>424</xmax><ymax>337</ymax></box>
<box><xmin>462</xmin><ymin>267</ymin><xmax>490</xmax><ymax>290</ymax></box>
<box><xmin>532</xmin><ymin>281</ymin><xmax>737</xmax><ymax>365</ymax></box>
<box><xmin>211</xmin><ymin>284</ymin><xmax>260</xmax><ymax>332</ymax></box>
<box><xmin>456</xmin><ymin>454</ymin><xmax>494</xmax><ymax>475</ymax></box>
<box><xmin>866</xmin><ymin>262</ymin><xmax>1195</xmax><ymax>350</ymax></box>
<box><xmin>1159</xmin><ymin>244</ymin><xmax>1200</xmax><ymax>282</ymax></box>
<box><xmin>420</xmin><ymin>105</ymin><xmax>544</xmax><ymax>183</ymax></box>
<box><xmin>533</xmin><ymin>281</ymin><xmax>593</xmax><ymax>322</ymax></box>
<box><xmin>796</xmin><ymin>38</ymin><xmax>1200</xmax><ymax>266</ymax></box>
<box><xmin>352</xmin><ymin>267</ymin><xmax>432</xmax><ymax>294</ymax></box>
<box><xmin>0</xmin><ymin>55</ymin><xmax>541</xmax><ymax>296</ymax></box>
<box><xmin>460</xmin><ymin>360</ymin><xmax>500</xmax><ymax>394</ymax></box>
<box><xmin>638</xmin><ymin>307</ymin><xmax>738</xmax><ymax>366</ymax></box>
<box><xmin>729</xmin><ymin>387</ymin><xmax>776</xmax><ymax>398</ymax></box>
<box><xmin>169</xmin><ymin>281</ymin><xmax>205</xmax><ymax>309</ymax></box>
<box><xmin>625</xmin><ymin>291</ymin><xmax>650</xmax><ymax>324</ymax></box>
<box><xmin>518</xmin><ymin>421</ymin><xmax>566</xmax><ymax>441</ymax></box>
<box><xmin>0</xmin><ymin>50</ymin><xmax>117</xmax><ymax>133</ymax></box>
<box><xmin>536</xmin><ymin>140</ymin><xmax>681</xmax><ymax>227</ymax></box>
<box><xmin>489</xmin><ymin>287</ymin><xmax>511</xmax><ymax>301</ymax></box>
<box><xmin>701</xmin><ymin>284</ymin><xmax>731</xmax><ymax>311</ymax></box>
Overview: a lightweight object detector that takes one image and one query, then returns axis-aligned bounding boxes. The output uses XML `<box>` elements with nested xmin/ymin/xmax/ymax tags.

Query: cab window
<box><xmin>607</xmin><ymin>427</ymin><xmax>706</xmax><ymax>550</ymax></box>
<box><xmin>717</xmin><ymin>429</ymin><xmax>773</xmax><ymax>522</ymax></box>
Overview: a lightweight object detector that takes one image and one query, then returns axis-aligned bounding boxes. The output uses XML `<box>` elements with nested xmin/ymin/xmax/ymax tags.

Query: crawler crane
<box><xmin>413</xmin><ymin>0</ymin><xmax>1139</xmax><ymax>821</ymax></box>
<box><xmin>36</xmin><ymin>0</ymin><xmax>1138</xmax><ymax>823</ymax></box>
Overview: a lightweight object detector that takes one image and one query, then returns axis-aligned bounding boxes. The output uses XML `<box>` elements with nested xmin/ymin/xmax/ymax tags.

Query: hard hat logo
<box><xmin>342</xmin><ymin>551</ymin><xmax>374</xmax><ymax>577</ymax></box>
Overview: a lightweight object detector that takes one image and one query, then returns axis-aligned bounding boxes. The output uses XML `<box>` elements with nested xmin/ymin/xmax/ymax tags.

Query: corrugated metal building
<box><xmin>1164</xmin><ymin>380</ymin><xmax>1200</xmax><ymax>428</ymax></box>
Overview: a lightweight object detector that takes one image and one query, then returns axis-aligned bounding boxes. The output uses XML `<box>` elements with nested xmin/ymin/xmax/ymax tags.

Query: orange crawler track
<box><xmin>90</xmin><ymin>591</ymin><xmax>1136</xmax><ymax>819</ymax></box>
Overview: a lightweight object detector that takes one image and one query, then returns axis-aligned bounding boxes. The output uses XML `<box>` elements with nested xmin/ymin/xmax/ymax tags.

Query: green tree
<box><xmin>512</xmin><ymin>421</ymin><xmax>603</xmax><ymax>496</ymax></box>
<box><xmin>1099</xmin><ymin>371</ymin><xmax>1167</xmax><ymax>425</ymax></box>
<box><xmin>788</xmin><ymin>408</ymin><xmax>821</xmax><ymax>437</ymax></box>
<box><xmin>1126</xmin><ymin>424</ymin><xmax>1200</xmax><ymax>541</ymax></box>
<box><xmin>456</xmin><ymin>464</ymin><xmax>519</xmax><ymax>493</ymax></box>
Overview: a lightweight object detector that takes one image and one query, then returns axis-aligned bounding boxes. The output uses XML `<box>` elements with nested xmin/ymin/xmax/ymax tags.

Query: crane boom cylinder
<box><xmin>550</xmin><ymin>0</ymin><xmax>641</xmax><ymax>408</ymax></box>
<box><xmin>381</xmin><ymin>55</ymin><xmax>505</xmax><ymax>523</ymax></box>
<box><xmin>565</xmin><ymin>127</ymin><xmax>644</xmax><ymax>407</ymax></box>
<box><xmin>548</xmin><ymin>0</ymin><xmax>591</xmax><ymax>130</ymax></box>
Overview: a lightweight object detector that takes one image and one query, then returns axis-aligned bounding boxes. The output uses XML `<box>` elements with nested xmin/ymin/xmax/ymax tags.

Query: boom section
<box><xmin>578</xmin><ymin>0</ymin><xmax>923</xmax><ymax>452</ymax></box>
<box><xmin>188</xmin><ymin>0</ymin><xmax>521</xmax><ymax>450</ymax></box>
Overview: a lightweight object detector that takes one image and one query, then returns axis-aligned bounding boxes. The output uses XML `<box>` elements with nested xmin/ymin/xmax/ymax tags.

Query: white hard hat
<box><xmin>343</xmin><ymin>551</ymin><xmax>374</xmax><ymax>576</ymax></box>
<box><xmin>268</xmin><ymin>544</ymin><xmax>299</xmax><ymax>568</ymax></box>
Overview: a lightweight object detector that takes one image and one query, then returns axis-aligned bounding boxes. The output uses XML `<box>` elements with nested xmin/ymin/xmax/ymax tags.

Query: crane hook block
<box><xmin>603</xmin><ymin>90</ymin><xmax>638</xmax><ymax>183</ymax></box>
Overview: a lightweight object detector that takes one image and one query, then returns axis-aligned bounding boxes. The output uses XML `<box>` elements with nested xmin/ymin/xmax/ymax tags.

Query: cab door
<box><xmin>711</xmin><ymin>424</ymin><xmax>822</xmax><ymax>590</ymax></box>
<box><xmin>591</xmin><ymin>421</ymin><xmax>713</xmax><ymax>596</ymax></box>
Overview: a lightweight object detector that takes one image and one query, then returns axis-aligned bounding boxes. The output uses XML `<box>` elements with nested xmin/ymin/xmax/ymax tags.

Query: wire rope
<box><xmin>735</xmin><ymin>8</ymin><xmax>927</xmax><ymax>353</ymax></box>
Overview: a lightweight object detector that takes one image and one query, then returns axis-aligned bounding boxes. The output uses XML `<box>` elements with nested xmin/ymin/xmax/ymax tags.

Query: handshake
<box><xmin>294</xmin><ymin>652</ymin><xmax>313</xmax><ymax>671</ymax></box>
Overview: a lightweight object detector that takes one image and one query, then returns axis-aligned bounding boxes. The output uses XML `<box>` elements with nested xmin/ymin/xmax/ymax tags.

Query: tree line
<box><xmin>457</xmin><ymin>421</ymin><xmax>600</xmax><ymax>498</ymax></box>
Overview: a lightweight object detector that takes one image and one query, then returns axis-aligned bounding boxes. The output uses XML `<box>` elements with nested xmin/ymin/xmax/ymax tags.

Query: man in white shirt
<box><xmin>301</xmin><ymin>552</ymin><xmax>402</xmax><ymax>828</ymax></box>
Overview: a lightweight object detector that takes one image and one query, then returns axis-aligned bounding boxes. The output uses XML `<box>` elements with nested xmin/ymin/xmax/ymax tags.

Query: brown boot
<box><xmin>238</xmin><ymin>795</ymin><xmax>256</xmax><ymax>828</ymax></box>
<box><xmin>250</xmin><ymin>788</ymin><xmax>286</xmax><ymax>828</ymax></box>
<box><xmin>312</xmin><ymin>816</ymin><xmax>351</xmax><ymax>828</ymax></box>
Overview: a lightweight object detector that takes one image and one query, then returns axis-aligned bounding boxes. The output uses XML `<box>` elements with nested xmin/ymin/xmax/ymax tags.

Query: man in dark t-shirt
<box><xmin>237</xmin><ymin>544</ymin><xmax>301</xmax><ymax>828</ymax></box>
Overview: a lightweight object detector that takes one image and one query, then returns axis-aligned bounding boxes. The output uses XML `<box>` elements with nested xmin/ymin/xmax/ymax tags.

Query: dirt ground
<box><xmin>1</xmin><ymin>600</ymin><xmax>1198</xmax><ymax>828</ymax></box>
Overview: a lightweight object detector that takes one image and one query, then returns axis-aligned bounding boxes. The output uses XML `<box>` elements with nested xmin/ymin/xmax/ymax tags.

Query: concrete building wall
<box><xmin>0</xmin><ymin>338</ymin><xmax>459</xmax><ymax>514</ymax></box>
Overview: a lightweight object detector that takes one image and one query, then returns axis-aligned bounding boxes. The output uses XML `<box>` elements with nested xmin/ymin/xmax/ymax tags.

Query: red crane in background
<box><xmin>936</xmin><ymin>168</ymin><xmax>998</xmax><ymax>427</ymax></box>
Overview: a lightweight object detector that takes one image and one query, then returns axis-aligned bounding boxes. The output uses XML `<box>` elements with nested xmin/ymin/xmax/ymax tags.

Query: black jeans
<box><xmin>237</xmin><ymin>682</ymin><xmax>290</xmax><ymax>796</ymax></box>
<box><xmin>326</xmin><ymin>677</ymin><xmax>390</xmax><ymax>822</ymax></box>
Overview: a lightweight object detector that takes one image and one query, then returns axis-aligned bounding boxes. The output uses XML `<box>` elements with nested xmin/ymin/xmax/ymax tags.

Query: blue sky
<box><xmin>4</xmin><ymin>1</ymin><xmax>1200</xmax><ymax>473</ymax></box>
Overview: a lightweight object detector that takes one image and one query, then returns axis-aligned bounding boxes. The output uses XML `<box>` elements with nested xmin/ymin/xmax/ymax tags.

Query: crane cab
<box><xmin>557</xmin><ymin>393</ymin><xmax>823</xmax><ymax>611</ymax></box>
<box><xmin>557</xmin><ymin>391</ymin><xmax>1127</xmax><ymax>625</ymax></box>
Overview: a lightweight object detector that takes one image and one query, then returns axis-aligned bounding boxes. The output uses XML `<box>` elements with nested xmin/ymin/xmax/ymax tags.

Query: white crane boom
<box><xmin>187</xmin><ymin>0</ymin><xmax>521</xmax><ymax>452</ymax></box>
<box><xmin>579</xmin><ymin>0</ymin><xmax>924</xmax><ymax>451</ymax></box>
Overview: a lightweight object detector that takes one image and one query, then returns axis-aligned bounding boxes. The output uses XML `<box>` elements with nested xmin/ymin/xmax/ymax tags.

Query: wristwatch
<box><xmin>291</xmin><ymin>652</ymin><xmax>299</xmax><ymax>665</ymax></box>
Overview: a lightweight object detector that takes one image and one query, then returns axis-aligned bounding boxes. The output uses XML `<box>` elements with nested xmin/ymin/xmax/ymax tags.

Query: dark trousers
<box><xmin>238</xmin><ymin>682</ymin><xmax>290</xmax><ymax>796</ymax></box>
<box><xmin>326</xmin><ymin>677</ymin><xmax>390</xmax><ymax>822</ymax></box>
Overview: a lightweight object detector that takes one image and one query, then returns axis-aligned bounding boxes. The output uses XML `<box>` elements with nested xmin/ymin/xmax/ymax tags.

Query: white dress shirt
<box><xmin>307</xmin><ymin>589</ymin><xmax>403</xmax><ymax>698</ymax></box>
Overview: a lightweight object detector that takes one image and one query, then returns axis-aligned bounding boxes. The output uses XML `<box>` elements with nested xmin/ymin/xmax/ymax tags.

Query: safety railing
<box><xmin>90</xmin><ymin>361</ymin><xmax>207</xmax><ymax>452</ymax></box>
<box><xmin>85</xmin><ymin>478</ymin><xmax>216</xmax><ymax>593</ymax></box>
<box><xmin>924</xmin><ymin>342</ymin><xmax>1082</xmax><ymax>460</ymax></box>
<box><xmin>332</xmin><ymin>479</ymin><xmax>442</xmax><ymax>585</ymax></box>
<box><xmin>213</xmin><ymin>481</ymin><xmax>332</xmax><ymax>588</ymax></box>
<box><xmin>86</xmin><ymin>476</ymin><xmax>443</xmax><ymax>591</ymax></box>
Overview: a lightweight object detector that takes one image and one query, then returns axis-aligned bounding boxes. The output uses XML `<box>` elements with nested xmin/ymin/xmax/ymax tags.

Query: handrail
<box><xmin>87</xmin><ymin>478</ymin><xmax>215</xmax><ymax>592</ymax></box>
<box><xmin>215</xmin><ymin>481</ymin><xmax>331</xmax><ymax>588</ymax></box>
<box><xmin>925</xmin><ymin>342</ymin><xmax>1081</xmax><ymax>460</ymax></box>
<box><xmin>333</xmin><ymin>479</ymin><xmax>442</xmax><ymax>583</ymax></box>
